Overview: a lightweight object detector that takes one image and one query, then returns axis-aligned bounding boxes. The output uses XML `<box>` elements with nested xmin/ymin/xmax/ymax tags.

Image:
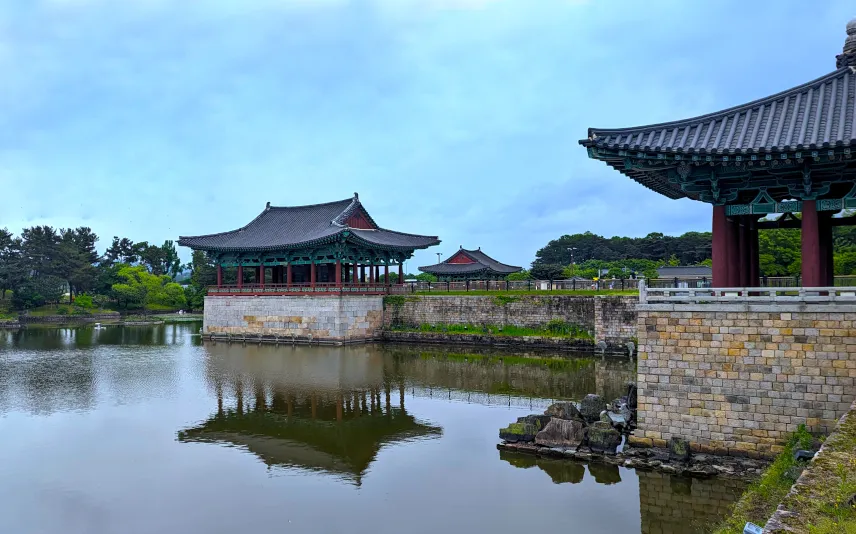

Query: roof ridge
<box><xmin>267</xmin><ymin>197</ymin><xmax>353</xmax><ymax>210</ymax></box>
<box><xmin>585</xmin><ymin>68</ymin><xmax>849</xmax><ymax>137</ymax></box>
<box><xmin>354</xmin><ymin>227</ymin><xmax>440</xmax><ymax>239</ymax></box>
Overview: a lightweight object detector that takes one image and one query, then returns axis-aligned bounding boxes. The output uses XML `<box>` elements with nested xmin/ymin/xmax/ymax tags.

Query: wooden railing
<box><xmin>640</xmin><ymin>283</ymin><xmax>856</xmax><ymax>304</ymax></box>
<box><xmin>208</xmin><ymin>283</ymin><xmax>397</xmax><ymax>296</ymax></box>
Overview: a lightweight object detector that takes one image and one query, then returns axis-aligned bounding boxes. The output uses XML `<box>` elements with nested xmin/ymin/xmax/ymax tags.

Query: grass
<box><xmin>23</xmin><ymin>303</ymin><xmax>114</xmax><ymax>316</ymax></box>
<box><xmin>388</xmin><ymin>320</ymin><xmax>593</xmax><ymax>339</ymax></box>
<box><xmin>418</xmin><ymin>351</ymin><xmax>596</xmax><ymax>373</ymax></box>
<box><xmin>713</xmin><ymin>425</ymin><xmax>816</xmax><ymax>533</ymax></box>
<box><xmin>408</xmin><ymin>289</ymin><xmax>638</xmax><ymax>297</ymax></box>
<box><xmin>0</xmin><ymin>290</ymin><xmax>15</xmax><ymax>320</ymax></box>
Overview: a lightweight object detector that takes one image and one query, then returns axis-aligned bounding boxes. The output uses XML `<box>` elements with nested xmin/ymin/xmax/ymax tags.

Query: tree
<box><xmin>161</xmin><ymin>240</ymin><xmax>182</xmax><ymax>279</ymax></box>
<box><xmin>0</xmin><ymin>229</ymin><xmax>24</xmax><ymax>299</ymax></box>
<box><xmin>531</xmin><ymin>263</ymin><xmax>565</xmax><ymax>280</ymax></box>
<box><xmin>12</xmin><ymin>275</ymin><xmax>65</xmax><ymax>310</ymax></box>
<box><xmin>506</xmin><ymin>270</ymin><xmax>533</xmax><ymax>281</ymax></box>
<box><xmin>59</xmin><ymin>227</ymin><xmax>99</xmax><ymax>302</ymax></box>
<box><xmin>111</xmin><ymin>265</ymin><xmax>187</xmax><ymax>310</ymax></box>
<box><xmin>103</xmin><ymin>237</ymin><xmax>138</xmax><ymax>265</ymax></box>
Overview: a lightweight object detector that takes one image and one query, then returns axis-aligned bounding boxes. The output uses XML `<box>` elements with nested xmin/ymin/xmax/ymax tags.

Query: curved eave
<box><xmin>177</xmin><ymin>232</ymin><xmax>344</xmax><ymax>253</ymax></box>
<box><xmin>346</xmin><ymin>230</ymin><xmax>440</xmax><ymax>251</ymax></box>
<box><xmin>580</xmin><ymin>67</ymin><xmax>856</xmax><ymax>156</ymax></box>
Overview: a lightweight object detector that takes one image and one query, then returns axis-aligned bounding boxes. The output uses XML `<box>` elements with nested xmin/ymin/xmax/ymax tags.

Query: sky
<box><xmin>1</xmin><ymin>0</ymin><xmax>854</xmax><ymax>271</ymax></box>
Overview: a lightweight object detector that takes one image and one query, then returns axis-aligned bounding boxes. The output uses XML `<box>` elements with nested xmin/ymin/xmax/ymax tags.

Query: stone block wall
<box><xmin>383</xmin><ymin>295</ymin><xmax>637</xmax><ymax>346</ymax></box>
<box><xmin>638</xmin><ymin>471</ymin><xmax>746</xmax><ymax>534</ymax></box>
<box><xmin>633</xmin><ymin>305</ymin><xmax>856</xmax><ymax>457</ymax></box>
<box><xmin>203</xmin><ymin>295</ymin><xmax>384</xmax><ymax>342</ymax></box>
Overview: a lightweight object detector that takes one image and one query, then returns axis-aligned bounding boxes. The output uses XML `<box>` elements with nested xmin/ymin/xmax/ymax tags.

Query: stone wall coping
<box><xmin>638</xmin><ymin>303</ymin><xmax>856</xmax><ymax>313</ymax></box>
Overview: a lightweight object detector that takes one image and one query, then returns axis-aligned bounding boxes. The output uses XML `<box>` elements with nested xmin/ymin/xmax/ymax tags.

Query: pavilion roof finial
<box><xmin>837</xmin><ymin>18</ymin><xmax>856</xmax><ymax>68</ymax></box>
<box><xmin>354</xmin><ymin>192</ymin><xmax>359</xmax><ymax>200</ymax></box>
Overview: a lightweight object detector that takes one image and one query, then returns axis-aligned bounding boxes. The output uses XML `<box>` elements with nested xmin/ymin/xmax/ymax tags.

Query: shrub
<box><xmin>74</xmin><ymin>294</ymin><xmax>94</xmax><ymax>309</ymax></box>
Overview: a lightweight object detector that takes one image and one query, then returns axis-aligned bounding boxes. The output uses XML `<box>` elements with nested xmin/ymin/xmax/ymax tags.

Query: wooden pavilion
<box><xmin>581</xmin><ymin>20</ymin><xmax>856</xmax><ymax>287</ymax></box>
<box><xmin>418</xmin><ymin>247</ymin><xmax>522</xmax><ymax>281</ymax></box>
<box><xmin>178</xmin><ymin>194</ymin><xmax>439</xmax><ymax>295</ymax></box>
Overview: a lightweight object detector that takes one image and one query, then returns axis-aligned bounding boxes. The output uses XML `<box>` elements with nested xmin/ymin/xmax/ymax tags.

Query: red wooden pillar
<box><xmin>335</xmin><ymin>259</ymin><xmax>342</xmax><ymax>287</ymax></box>
<box><xmin>748</xmin><ymin>219</ymin><xmax>760</xmax><ymax>287</ymax></box>
<box><xmin>216</xmin><ymin>265</ymin><xmax>223</xmax><ymax>287</ymax></box>
<box><xmin>384</xmin><ymin>264</ymin><xmax>389</xmax><ymax>286</ymax></box>
<box><xmin>237</xmin><ymin>265</ymin><xmax>243</xmax><ymax>289</ymax></box>
<box><xmin>259</xmin><ymin>265</ymin><xmax>265</xmax><ymax>289</ymax></box>
<box><xmin>802</xmin><ymin>200</ymin><xmax>823</xmax><ymax>287</ymax></box>
<box><xmin>369</xmin><ymin>263</ymin><xmax>374</xmax><ymax>284</ymax></box>
<box><xmin>712</xmin><ymin>205</ymin><xmax>729</xmax><ymax>288</ymax></box>
<box><xmin>398</xmin><ymin>263</ymin><xmax>404</xmax><ymax>285</ymax></box>
<box><xmin>310</xmin><ymin>262</ymin><xmax>317</xmax><ymax>288</ymax></box>
<box><xmin>737</xmin><ymin>217</ymin><xmax>748</xmax><ymax>287</ymax></box>
<box><xmin>725</xmin><ymin>214</ymin><xmax>740</xmax><ymax>288</ymax></box>
<box><xmin>819</xmin><ymin>212</ymin><xmax>835</xmax><ymax>286</ymax></box>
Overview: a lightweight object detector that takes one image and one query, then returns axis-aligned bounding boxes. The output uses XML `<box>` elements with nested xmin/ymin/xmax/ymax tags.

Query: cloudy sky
<box><xmin>1</xmin><ymin>0</ymin><xmax>853</xmax><ymax>270</ymax></box>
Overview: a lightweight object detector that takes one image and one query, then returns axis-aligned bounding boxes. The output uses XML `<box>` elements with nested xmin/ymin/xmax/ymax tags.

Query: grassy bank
<box><xmin>406</xmin><ymin>289</ymin><xmax>638</xmax><ymax>297</ymax></box>
<box><xmin>387</xmin><ymin>320</ymin><xmax>592</xmax><ymax>339</ymax></box>
<box><xmin>713</xmin><ymin>426</ymin><xmax>815</xmax><ymax>533</ymax></box>
<box><xmin>417</xmin><ymin>351</ymin><xmax>596</xmax><ymax>372</ymax></box>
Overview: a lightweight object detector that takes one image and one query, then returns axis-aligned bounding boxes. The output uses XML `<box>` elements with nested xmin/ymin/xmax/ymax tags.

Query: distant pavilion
<box><xmin>418</xmin><ymin>247</ymin><xmax>522</xmax><ymax>281</ymax></box>
<box><xmin>178</xmin><ymin>194</ymin><xmax>439</xmax><ymax>295</ymax></box>
<box><xmin>581</xmin><ymin>20</ymin><xmax>856</xmax><ymax>288</ymax></box>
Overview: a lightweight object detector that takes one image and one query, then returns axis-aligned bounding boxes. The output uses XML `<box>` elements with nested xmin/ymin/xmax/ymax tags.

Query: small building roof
<box><xmin>419</xmin><ymin>248</ymin><xmax>522</xmax><ymax>276</ymax></box>
<box><xmin>178</xmin><ymin>194</ymin><xmax>440</xmax><ymax>253</ymax></box>
<box><xmin>657</xmin><ymin>266</ymin><xmax>712</xmax><ymax>278</ymax></box>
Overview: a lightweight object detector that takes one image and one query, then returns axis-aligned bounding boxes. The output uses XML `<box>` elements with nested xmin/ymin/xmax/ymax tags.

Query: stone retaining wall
<box><xmin>383</xmin><ymin>295</ymin><xmax>637</xmax><ymax>347</ymax></box>
<box><xmin>632</xmin><ymin>304</ymin><xmax>856</xmax><ymax>458</ymax></box>
<box><xmin>382</xmin><ymin>331</ymin><xmax>595</xmax><ymax>351</ymax></box>
<box><xmin>203</xmin><ymin>295</ymin><xmax>383</xmax><ymax>343</ymax></box>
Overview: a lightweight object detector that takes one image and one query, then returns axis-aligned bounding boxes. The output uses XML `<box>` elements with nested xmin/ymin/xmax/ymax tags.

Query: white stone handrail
<box><xmin>638</xmin><ymin>281</ymin><xmax>856</xmax><ymax>304</ymax></box>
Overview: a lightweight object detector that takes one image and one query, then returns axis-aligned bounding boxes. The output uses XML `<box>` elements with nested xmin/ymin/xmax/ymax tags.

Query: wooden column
<box><xmin>399</xmin><ymin>262</ymin><xmax>404</xmax><ymax>285</ymax></box>
<box><xmin>712</xmin><ymin>205</ymin><xmax>728</xmax><ymax>288</ymax></box>
<box><xmin>748</xmin><ymin>218</ymin><xmax>760</xmax><ymax>287</ymax></box>
<box><xmin>737</xmin><ymin>217</ymin><xmax>748</xmax><ymax>287</ymax></box>
<box><xmin>310</xmin><ymin>262</ymin><xmax>317</xmax><ymax>288</ymax></box>
<box><xmin>819</xmin><ymin>212</ymin><xmax>835</xmax><ymax>287</ymax></box>
<box><xmin>802</xmin><ymin>200</ymin><xmax>823</xmax><ymax>287</ymax></box>
<box><xmin>237</xmin><ymin>265</ymin><xmax>243</xmax><ymax>289</ymax></box>
<box><xmin>335</xmin><ymin>259</ymin><xmax>342</xmax><ymax>287</ymax></box>
<box><xmin>259</xmin><ymin>265</ymin><xmax>265</xmax><ymax>289</ymax></box>
<box><xmin>216</xmin><ymin>265</ymin><xmax>223</xmax><ymax>287</ymax></box>
<box><xmin>286</xmin><ymin>263</ymin><xmax>293</xmax><ymax>287</ymax></box>
<box><xmin>384</xmin><ymin>264</ymin><xmax>389</xmax><ymax>286</ymax></box>
<box><xmin>368</xmin><ymin>263</ymin><xmax>374</xmax><ymax>283</ymax></box>
<box><xmin>725</xmin><ymin>214</ymin><xmax>740</xmax><ymax>288</ymax></box>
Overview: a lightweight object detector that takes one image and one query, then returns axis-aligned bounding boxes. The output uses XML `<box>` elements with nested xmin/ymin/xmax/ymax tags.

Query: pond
<box><xmin>0</xmin><ymin>323</ymin><xmax>745</xmax><ymax>534</ymax></box>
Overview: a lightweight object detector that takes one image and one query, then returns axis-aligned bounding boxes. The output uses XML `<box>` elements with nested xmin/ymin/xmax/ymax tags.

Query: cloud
<box><xmin>2</xmin><ymin>0</ymin><xmax>855</xmax><ymax>270</ymax></box>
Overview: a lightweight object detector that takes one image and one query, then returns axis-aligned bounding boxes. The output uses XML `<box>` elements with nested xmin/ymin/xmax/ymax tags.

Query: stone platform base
<box><xmin>203</xmin><ymin>295</ymin><xmax>384</xmax><ymax>343</ymax></box>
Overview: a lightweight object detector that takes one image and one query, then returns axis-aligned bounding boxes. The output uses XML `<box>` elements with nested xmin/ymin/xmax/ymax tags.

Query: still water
<box><xmin>0</xmin><ymin>324</ymin><xmax>744</xmax><ymax>534</ymax></box>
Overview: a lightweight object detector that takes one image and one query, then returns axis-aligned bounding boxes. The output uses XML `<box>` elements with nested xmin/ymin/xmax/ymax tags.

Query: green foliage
<box><xmin>533</xmin><ymin>230</ymin><xmax>712</xmax><ymax>267</ymax></box>
<box><xmin>506</xmin><ymin>270</ymin><xmax>533</xmax><ymax>281</ymax></box>
<box><xmin>74</xmin><ymin>294</ymin><xmax>94</xmax><ymax>309</ymax></box>
<box><xmin>714</xmin><ymin>425</ymin><xmax>815</xmax><ymax>534</ymax></box>
<box><xmin>530</xmin><ymin>263</ymin><xmax>564</xmax><ymax>280</ymax></box>
<box><xmin>493</xmin><ymin>295</ymin><xmax>518</xmax><ymax>306</ymax></box>
<box><xmin>111</xmin><ymin>265</ymin><xmax>187</xmax><ymax>310</ymax></box>
<box><xmin>12</xmin><ymin>275</ymin><xmax>66</xmax><ymax>310</ymax></box>
<box><xmin>183</xmin><ymin>285</ymin><xmax>206</xmax><ymax>311</ymax></box>
<box><xmin>411</xmin><ymin>272</ymin><xmax>437</xmax><ymax>282</ymax></box>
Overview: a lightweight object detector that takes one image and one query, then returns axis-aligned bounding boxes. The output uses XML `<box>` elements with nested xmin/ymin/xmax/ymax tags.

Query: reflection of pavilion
<box><xmin>178</xmin><ymin>362</ymin><xmax>442</xmax><ymax>485</ymax></box>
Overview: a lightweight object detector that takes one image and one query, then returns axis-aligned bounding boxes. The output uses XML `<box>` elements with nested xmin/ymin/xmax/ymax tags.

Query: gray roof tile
<box><xmin>581</xmin><ymin>68</ymin><xmax>856</xmax><ymax>154</ymax></box>
<box><xmin>178</xmin><ymin>196</ymin><xmax>439</xmax><ymax>252</ymax></box>
<box><xmin>419</xmin><ymin>248</ymin><xmax>521</xmax><ymax>276</ymax></box>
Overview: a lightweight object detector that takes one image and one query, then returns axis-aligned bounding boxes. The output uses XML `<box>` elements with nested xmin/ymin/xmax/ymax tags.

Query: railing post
<box><xmin>639</xmin><ymin>279</ymin><xmax>647</xmax><ymax>304</ymax></box>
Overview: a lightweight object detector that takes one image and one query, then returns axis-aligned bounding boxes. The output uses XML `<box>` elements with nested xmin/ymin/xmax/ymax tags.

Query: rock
<box><xmin>588</xmin><ymin>462</ymin><xmax>621</xmax><ymax>485</ymax></box>
<box><xmin>601</xmin><ymin>410</ymin><xmax>627</xmax><ymax>429</ymax></box>
<box><xmin>499</xmin><ymin>422</ymin><xmax>538</xmax><ymax>443</ymax></box>
<box><xmin>544</xmin><ymin>402</ymin><xmax>584</xmax><ymax>421</ymax></box>
<box><xmin>517</xmin><ymin>414</ymin><xmax>553</xmax><ymax>432</ymax></box>
<box><xmin>535</xmin><ymin>417</ymin><xmax>586</xmax><ymax>448</ymax></box>
<box><xmin>625</xmin><ymin>382</ymin><xmax>637</xmax><ymax>409</ymax></box>
<box><xmin>669</xmin><ymin>436</ymin><xmax>692</xmax><ymax>463</ymax></box>
<box><xmin>580</xmin><ymin>394</ymin><xmax>607</xmax><ymax>423</ymax></box>
<box><xmin>587</xmin><ymin>421</ymin><xmax>622</xmax><ymax>454</ymax></box>
<box><xmin>793</xmin><ymin>449</ymin><xmax>815</xmax><ymax>462</ymax></box>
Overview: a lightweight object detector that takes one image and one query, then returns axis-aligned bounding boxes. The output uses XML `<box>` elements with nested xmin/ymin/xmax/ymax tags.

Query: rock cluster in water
<box><xmin>499</xmin><ymin>385</ymin><xmax>637</xmax><ymax>455</ymax></box>
<box><xmin>498</xmin><ymin>383</ymin><xmax>767</xmax><ymax>479</ymax></box>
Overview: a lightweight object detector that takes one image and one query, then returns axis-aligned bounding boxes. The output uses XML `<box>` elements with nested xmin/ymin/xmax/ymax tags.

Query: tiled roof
<box><xmin>419</xmin><ymin>248</ymin><xmax>522</xmax><ymax>275</ymax></box>
<box><xmin>582</xmin><ymin>68</ymin><xmax>856</xmax><ymax>155</ymax></box>
<box><xmin>178</xmin><ymin>195</ymin><xmax>439</xmax><ymax>252</ymax></box>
